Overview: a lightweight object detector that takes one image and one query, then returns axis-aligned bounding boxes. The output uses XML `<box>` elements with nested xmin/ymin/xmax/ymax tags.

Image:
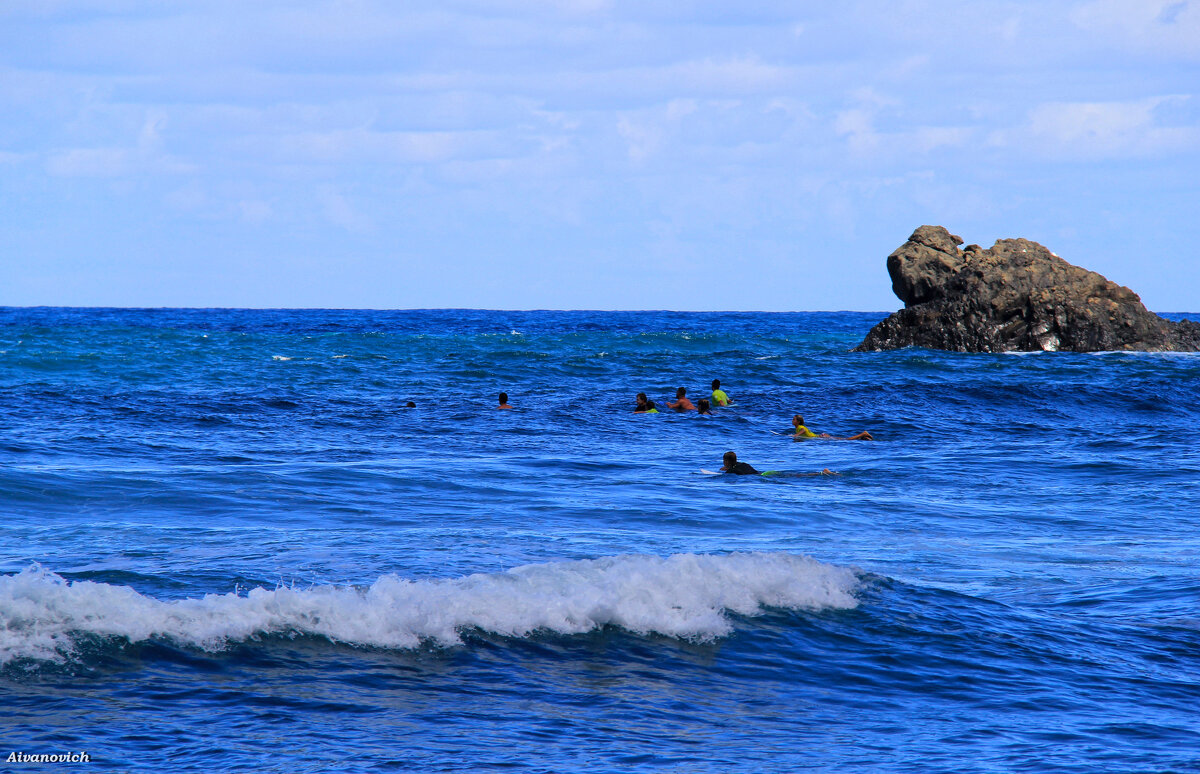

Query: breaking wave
<box><xmin>0</xmin><ymin>552</ymin><xmax>859</xmax><ymax>665</ymax></box>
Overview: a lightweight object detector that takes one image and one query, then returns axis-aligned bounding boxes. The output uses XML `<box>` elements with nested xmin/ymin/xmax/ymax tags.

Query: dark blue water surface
<box><xmin>2</xmin><ymin>308</ymin><xmax>1199</xmax><ymax>773</ymax></box>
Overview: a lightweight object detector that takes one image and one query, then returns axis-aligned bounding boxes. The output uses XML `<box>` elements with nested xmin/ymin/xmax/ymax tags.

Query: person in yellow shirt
<box><xmin>791</xmin><ymin>414</ymin><xmax>873</xmax><ymax>441</ymax></box>
<box><xmin>710</xmin><ymin>379</ymin><xmax>731</xmax><ymax>407</ymax></box>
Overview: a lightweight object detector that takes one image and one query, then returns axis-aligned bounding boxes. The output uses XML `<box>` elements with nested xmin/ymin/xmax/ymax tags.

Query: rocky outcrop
<box><xmin>854</xmin><ymin>226</ymin><xmax>1200</xmax><ymax>353</ymax></box>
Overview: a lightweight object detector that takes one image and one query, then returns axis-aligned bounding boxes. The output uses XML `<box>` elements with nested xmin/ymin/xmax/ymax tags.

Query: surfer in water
<box><xmin>710</xmin><ymin>379</ymin><xmax>731</xmax><ymax>407</ymax></box>
<box><xmin>697</xmin><ymin>398</ymin><xmax>714</xmax><ymax>415</ymax></box>
<box><xmin>635</xmin><ymin>397</ymin><xmax>659</xmax><ymax>414</ymax></box>
<box><xmin>497</xmin><ymin>392</ymin><xmax>514</xmax><ymax>410</ymax></box>
<box><xmin>791</xmin><ymin>414</ymin><xmax>873</xmax><ymax>441</ymax></box>
<box><xmin>666</xmin><ymin>387</ymin><xmax>696</xmax><ymax>412</ymax></box>
<box><xmin>720</xmin><ymin>450</ymin><xmax>760</xmax><ymax>475</ymax></box>
<box><xmin>718</xmin><ymin>450</ymin><xmax>836</xmax><ymax>477</ymax></box>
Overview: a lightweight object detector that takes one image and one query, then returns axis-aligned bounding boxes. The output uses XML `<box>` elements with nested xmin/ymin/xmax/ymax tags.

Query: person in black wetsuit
<box><xmin>720</xmin><ymin>451</ymin><xmax>760</xmax><ymax>475</ymax></box>
<box><xmin>719</xmin><ymin>450</ymin><xmax>837</xmax><ymax>477</ymax></box>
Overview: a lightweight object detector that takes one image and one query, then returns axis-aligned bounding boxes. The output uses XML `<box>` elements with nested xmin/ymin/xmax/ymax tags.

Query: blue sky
<box><xmin>2</xmin><ymin>1</ymin><xmax>1198</xmax><ymax>311</ymax></box>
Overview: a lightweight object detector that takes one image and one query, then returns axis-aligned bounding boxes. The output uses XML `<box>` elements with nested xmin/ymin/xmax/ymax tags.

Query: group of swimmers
<box><xmin>492</xmin><ymin>379</ymin><xmax>873</xmax><ymax>477</ymax></box>
<box><xmin>634</xmin><ymin>379</ymin><xmax>731</xmax><ymax>415</ymax></box>
<box><xmin>632</xmin><ymin>380</ymin><xmax>874</xmax><ymax>442</ymax></box>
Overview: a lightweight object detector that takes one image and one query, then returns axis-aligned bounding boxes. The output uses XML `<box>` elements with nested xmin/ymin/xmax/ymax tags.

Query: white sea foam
<box><xmin>0</xmin><ymin>553</ymin><xmax>858</xmax><ymax>665</ymax></box>
<box><xmin>1086</xmin><ymin>349</ymin><xmax>1199</xmax><ymax>358</ymax></box>
<box><xmin>272</xmin><ymin>355</ymin><xmax>292</xmax><ymax>361</ymax></box>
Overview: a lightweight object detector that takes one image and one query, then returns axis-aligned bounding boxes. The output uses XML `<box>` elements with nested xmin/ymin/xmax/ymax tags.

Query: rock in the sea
<box><xmin>854</xmin><ymin>226</ymin><xmax>1200</xmax><ymax>353</ymax></box>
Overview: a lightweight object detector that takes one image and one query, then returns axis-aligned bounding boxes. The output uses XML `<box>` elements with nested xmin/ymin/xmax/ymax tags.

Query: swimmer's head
<box><xmin>676</xmin><ymin>387</ymin><xmax>686</xmax><ymax>398</ymax></box>
<box><xmin>645</xmin><ymin>400</ymin><xmax>656</xmax><ymax>410</ymax></box>
<box><xmin>406</xmin><ymin>401</ymin><xmax>416</xmax><ymax>408</ymax></box>
<box><xmin>712</xmin><ymin>379</ymin><xmax>720</xmax><ymax>389</ymax></box>
<box><xmin>723</xmin><ymin>450</ymin><xmax>737</xmax><ymax>466</ymax></box>
<box><xmin>636</xmin><ymin>392</ymin><xmax>647</xmax><ymax>403</ymax></box>
<box><xmin>499</xmin><ymin>392</ymin><xmax>509</xmax><ymax>405</ymax></box>
<box><xmin>793</xmin><ymin>414</ymin><xmax>804</xmax><ymax>426</ymax></box>
<box><xmin>698</xmin><ymin>398</ymin><xmax>711</xmax><ymax>413</ymax></box>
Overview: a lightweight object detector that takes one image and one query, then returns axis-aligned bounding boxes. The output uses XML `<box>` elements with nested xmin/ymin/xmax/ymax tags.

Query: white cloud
<box><xmin>833</xmin><ymin>89</ymin><xmax>971</xmax><ymax>159</ymax></box>
<box><xmin>6</xmin><ymin>0</ymin><xmax>1200</xmax><ymax>310</ymax></box>
<box><xmin>616</xmin><ymin>99</ymin><xmax>698</xmax><ymax>162</ymax></box>
<box><xmin>615</xmin><ymin>116</ymin><xmax>661</xmax><ymax>163</ymax></box>
<box><xmin>239</xmin><ymin>199</ymin><xmax>272</xmax><ymax>224</ymax></box>
<box><xmin>997</xmin><ymin>15</ymin><xmax>1022</xmax><ymax>42</ymax></box>
<box><xmin>993</xmin><ymin>96</ymin><xmax>1200</xmax><ymax>159</ymax></box>
<box><xmin>277</xmin><ymin>129</ymin><xmax>476</xmax><ymax>165</ymax></box>
<box><xmin>548</xmin><ymin>0</ymin><xmax>612</xmax><ymax>13</ymax></box>
<box><xmin>912</xmin><ymin>126</ymin><xmax>973</xmax><ymax>152</ymax></box>
<box><xmin>667</xmin><ymin>56</ymin><xmax>794</xmax><ymax>93</ymax></box>
<box><xmin>319</xmin><ymin>189</ymin><xmax>373</xmax><ymax>233</ymax></box>
<box><xmin>834</xmin><ymin>107</ymin><xmax>879</xmax><ymax>154</ymax></box>
<box><xmin>45</xmin><ymin>146</ymin><xmax>130</xmax><ymax>177</ymax></box>
<box><xmin>164</xmin><ymin>184</ymin><xmax>209</xmax><ymax>213</ymax></box>
<box><xmin>1071</xmin><ymin>0</ymin><xmax>1200</xmax><ymax>58</ymax></box>
<box><xmin>45</xmin><ymin>112</ymin><xmax>194</xmax><ymax>177</ymax></box>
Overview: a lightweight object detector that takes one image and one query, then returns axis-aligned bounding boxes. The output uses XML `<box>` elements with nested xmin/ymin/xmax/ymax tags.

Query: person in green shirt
<box><xmin>710</xmin><ymin>379</ymin><xmax>731</xmax><ymax>407</ymax></box>
<box><xmin>791</xmin><ymin>414</ymin><xmax>873</xmax><ymax>440</ymax></box>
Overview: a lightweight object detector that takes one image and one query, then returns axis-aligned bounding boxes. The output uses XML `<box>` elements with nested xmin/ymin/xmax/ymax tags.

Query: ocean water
<box><xmin>2</xmin><ymin>307</ymin><xmax>1199</xmax><ymax>773</ymax></box>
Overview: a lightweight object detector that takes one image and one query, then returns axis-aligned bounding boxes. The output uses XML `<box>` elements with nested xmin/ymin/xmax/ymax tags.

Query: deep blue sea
<box><xmin>2</xmin><ymin>307</ymin><xmax>1199</xmax><ymax>773</ymax></box>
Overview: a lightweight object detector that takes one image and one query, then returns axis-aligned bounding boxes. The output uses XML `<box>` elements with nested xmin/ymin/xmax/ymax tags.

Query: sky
<box><xmin>1</xmin><ymin>0</ymin><xmax>1198</xmax><ymax>311</ymax></box>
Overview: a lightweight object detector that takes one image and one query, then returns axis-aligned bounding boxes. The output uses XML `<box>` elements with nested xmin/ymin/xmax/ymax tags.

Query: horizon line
<box><xmin>3</xmin><ymin>306</ymin><xmax>1198</xmax><ymax>316</ymax></box>
<box><xmin>0</xmin><ymin>304</ymin><xmax>896</xmax><ymax>314</ymax></box>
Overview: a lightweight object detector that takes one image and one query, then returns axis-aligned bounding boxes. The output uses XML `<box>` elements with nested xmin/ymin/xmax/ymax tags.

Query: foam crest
<box><xmin>0</xmin><ymin>553</ymin><xmax>859</xmax><ymax>665</ymax></box>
